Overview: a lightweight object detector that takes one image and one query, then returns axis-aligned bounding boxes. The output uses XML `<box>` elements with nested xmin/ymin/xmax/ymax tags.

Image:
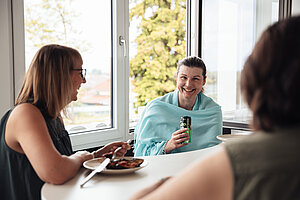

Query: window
<box><xmin>1</xmin><ymin>0</ymin><xmax>293</xmax><ymax>148</ymax></box>
<box><xmin>9</xmin><ymin>0</ymin><xmax>130</xmax><ymax>150</ymax></box>
<box><xmin>292</xmin><ymin>0</ymin><xmax>300</xmax><ymax>15</ymax></box>
<box><xmin>201</xmin><ymin>0</ymin><xmax>279</xmax><ymax>127</ymax></box>
<box><xmin>129</xmin><ymin>0</ymin><xmax>187</xmax><ymax>127</ymax></box>
<box><xmin>24</xmin><ymin>0</ymin><xmax>113</xmax><ymax>133</ymax></box>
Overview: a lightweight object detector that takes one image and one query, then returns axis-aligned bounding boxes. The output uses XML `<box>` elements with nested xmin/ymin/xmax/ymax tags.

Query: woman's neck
<box><xmin>178</xmin><ymin>97</ymin><xmax>196</xmax><ymax>110</ymax></box>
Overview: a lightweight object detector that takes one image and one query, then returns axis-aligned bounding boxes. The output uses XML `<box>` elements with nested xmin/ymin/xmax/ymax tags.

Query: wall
<box><xmin>0</xmin><ymin>0</ymin><xmax>14</xmax><ymax>116</ymax></box>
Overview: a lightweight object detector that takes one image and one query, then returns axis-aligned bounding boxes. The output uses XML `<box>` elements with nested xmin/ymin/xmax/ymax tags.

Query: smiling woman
<box><xmin>0</xmin><ymin>44</ymin><xmax>131</xmax><ymax>200</ymax></box>
<box><xmin>176</xmin><ymin>56</ymin><xmax>207</xmax><ymax>111</ymax></box>
<box><xmin>133</xmin><ymin>56</ymin><xmax>222</xmax><ymax>156</ymax></box>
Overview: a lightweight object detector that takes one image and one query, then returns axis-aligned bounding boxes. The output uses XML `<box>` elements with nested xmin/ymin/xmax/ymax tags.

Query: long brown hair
<box><xmin>241</xmin><ymin>16</ymin><xmax>300</xmax><ymax>132</ymax></box>
<box><xmin>15</xmin><ymin>44</ymin><xmax>82</xmax><ymax>119</ymax></box>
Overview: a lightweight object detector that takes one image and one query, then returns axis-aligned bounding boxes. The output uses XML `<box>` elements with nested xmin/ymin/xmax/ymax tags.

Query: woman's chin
<box><xmin>72</xmin><ymin>96</ymin><xmax>78</xmax><ymax>102</ymax></box>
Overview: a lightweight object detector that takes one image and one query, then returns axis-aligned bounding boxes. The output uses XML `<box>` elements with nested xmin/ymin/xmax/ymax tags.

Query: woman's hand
<box><xmin>131</xmin><ymin>177</ymin><xmax>172</xmax><ymax>200</ymax></box>
<box><xmin>93</xmin><ymin>141</ymin><xmax>131</xmax><ymax>158</ymax></box>
<box><xmin>72</xmin><ymin>151</ymin><xmax>94</xmax><ymax>163</ymax></box>
<box><xmin>164</xmin><ymin>128</ymin><xmax>190</xmax><ymax>153</ymax></box>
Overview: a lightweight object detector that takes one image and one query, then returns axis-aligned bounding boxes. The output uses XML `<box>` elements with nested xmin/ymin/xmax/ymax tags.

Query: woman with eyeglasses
<box><xmin>0</xmin><ymin>44</ymin><xmax>130</xmax><ymax>200</ymax></box>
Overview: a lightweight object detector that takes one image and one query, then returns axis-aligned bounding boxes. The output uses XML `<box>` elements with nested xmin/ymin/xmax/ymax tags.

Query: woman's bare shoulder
<box><xmin>6</xmin><ymin>103</ymin><xmax>47</xmax><ymax>153</ymax></box>
<box><xmin>10</xmin><ymin>103</ymin><xmax>46</xmax><ymax>123</ymax></box>
<box><xmin>12</xmin><ymin>103</ymin><xmax>41</xmax><ymax>115</ymax></box>
<box><xmin>8</xmin><ymin>103</ymin><xmax>47</xmax><ymax>134</ymax></box>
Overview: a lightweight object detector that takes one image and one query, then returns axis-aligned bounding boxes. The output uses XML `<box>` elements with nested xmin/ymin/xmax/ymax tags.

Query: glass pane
<box><xmin>202</xmin><ymin>0</ymin><xmax>279</xmax><ymax>124</ymax></box>
<box><xmin>24</xmin><ymin>0</ymin><xmax>112</xmax><ymax>133</ymax></box>
<box><xmin>129</xmin><ymin>0</ymin><xmax>187</xmax><ymax>127</ymax></box>
<box><xmin>292</xmin><ymin>0</ymin><xmax>300</xmax><ymax>16</ymax></box>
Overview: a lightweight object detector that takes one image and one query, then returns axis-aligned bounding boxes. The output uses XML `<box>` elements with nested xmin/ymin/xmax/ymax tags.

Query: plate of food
<box><xmin>83</xmin><ymin>157</ymin><xmax>147</xmax><ymax>174</ymax></box>
<box><xmin>216</xmin><ymin>134</ymin><xmax>251</xmax><ymax>142</ymax></box>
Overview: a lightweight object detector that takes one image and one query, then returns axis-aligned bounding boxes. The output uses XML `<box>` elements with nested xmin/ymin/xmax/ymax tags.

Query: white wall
<box><xmin>0</xmin><ymin>0</ymin><xmax>25</xmax><ymax>116</ymax></box>
<box><xmin>0</xmin><ymin>0</ymin><xmax>14</xmax><ymax>116</ymax></box>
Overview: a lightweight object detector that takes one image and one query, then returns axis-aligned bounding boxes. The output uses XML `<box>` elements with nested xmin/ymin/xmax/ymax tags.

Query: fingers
<box><xmin>167</xmin><ymin>130</ymin><xmax>190</xmax><ymax>152</ymax></box>
<box><xmin>172</xmin><ymin>131</ymin><xmax>189</xmax><ymax>144</ymax></box>
<box><xmin>122</xmin><ymin>143</ymin><xmax>132</xmax><ymax>150</ymax></box>
<box><xmin>174</xmin><ymin>132</ymin><xmax>189</xmax><ymax>140</ymax></box>
<box><xmin>116</xmin><ymin>149</ymin><xmax>127</xmax><ymax>157</ymax></box>
<box><xmin>110</xmin><ymin>141</ymin><xmax>131</xmax><ymax>149</ymax></box>
<box><xmin>107</xmin><ymin>141</ymin><xmax>131</xmax><ymax>156</ymax></box>
<box><xmin>173</xmin><ymin>128</ymin><xmax>188</xmax><ymax>136</ymax></box>
<box><xmin>93</xmin><ymin>141</ymin><xmax>132</xmax><ymax>158</ymax></box>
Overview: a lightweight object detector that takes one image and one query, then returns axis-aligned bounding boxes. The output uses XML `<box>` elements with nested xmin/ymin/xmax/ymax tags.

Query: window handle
<box><xmin>119</xmin><ymin>36</ymin><xmax>127</xmax><ymax>57</ymax></box>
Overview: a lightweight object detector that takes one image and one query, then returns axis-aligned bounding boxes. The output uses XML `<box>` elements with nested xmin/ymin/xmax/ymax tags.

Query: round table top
<box><xmin>42</xmin><ymin>146</ymin><xmax>219</xmax><ymax>200</ymax></box>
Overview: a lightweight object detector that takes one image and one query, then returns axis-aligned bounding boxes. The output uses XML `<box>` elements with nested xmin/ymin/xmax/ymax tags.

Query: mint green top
<box><xmin>134</xmin><ymin>90</ymin><xmax>222</xmax><ymax>156</ymax></box>
<box><xmin>225</xmin><ymin>126</ymin><xmax>300</xmax><ymax>200</ymax></box>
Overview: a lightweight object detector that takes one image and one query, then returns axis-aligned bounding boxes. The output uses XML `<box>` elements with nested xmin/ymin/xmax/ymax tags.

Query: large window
<box><xmin>1</xmin><ymin>0</ymin><xmax>295</xmax><ymax>149</ymax></box>
<box><xmin>202</xmin><ymin>0</ymin><xmax>279</xmax><ymax>127</ymax></box>
<box><xmin>129</xmin><ymin>0</ymin><xmax>187</xmax><ymax>127</ymax></box>
<box><xmin>24</xmin><ymin>0</ymin><xmax>113</xmax><ymax>133</ymax></box>
<box><xmin>6</xmin><ymin>0</ymin><xmax>130</xmax><ymax>150</ymax></box>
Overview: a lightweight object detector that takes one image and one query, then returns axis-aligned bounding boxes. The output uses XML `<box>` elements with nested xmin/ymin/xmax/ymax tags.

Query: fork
<box><xmin>111</xmin><ymin>146</ymin><xmax>122</xmax><ymax>161</ymax></box>
<box><xmin>109</xmin><ymin>139</ymin><xmax>132</xmax><ymax>160</ymax></box>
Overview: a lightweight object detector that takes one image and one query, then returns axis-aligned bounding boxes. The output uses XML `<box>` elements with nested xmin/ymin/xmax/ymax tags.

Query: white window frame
<box><xmin>189</xmin><ymin>0</ymin><xmax>200</xmax><ymax>57</ymax></box>
<box><xmin>0</xmin><ymin>0</ymin><xmax>131</xmax><ymax>151</ymax></box>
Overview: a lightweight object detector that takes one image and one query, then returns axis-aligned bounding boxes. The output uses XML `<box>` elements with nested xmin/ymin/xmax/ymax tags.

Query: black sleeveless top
<box><xmin>0</xmin><ymin>106</ymin><xmax>73</xmax><ymax>200</ymax></box>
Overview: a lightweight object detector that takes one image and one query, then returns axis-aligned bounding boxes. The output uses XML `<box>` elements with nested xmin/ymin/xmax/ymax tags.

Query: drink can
<box><xmin>180</xmin><ymin>116</ymin><xmax>191</xmax><ymax>143</ymax></box>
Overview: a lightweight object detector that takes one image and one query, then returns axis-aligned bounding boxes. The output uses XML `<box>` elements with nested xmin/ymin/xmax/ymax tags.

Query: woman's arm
<box><xmin>5</xmin><ymin>103</ymin><xmax>93</xmax><ymax>184</ymax></box>
<box><xmin>131</xmin><ymin>147</ymin><xmax>233</xmax><ymax>200</ymax></box>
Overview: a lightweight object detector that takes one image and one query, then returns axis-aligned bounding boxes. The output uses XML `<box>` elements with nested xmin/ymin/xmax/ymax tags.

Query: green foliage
<box><xmin>130</xmin><ymin>0</ymin><xmax>186</xmax><ymax>110</ymax></box>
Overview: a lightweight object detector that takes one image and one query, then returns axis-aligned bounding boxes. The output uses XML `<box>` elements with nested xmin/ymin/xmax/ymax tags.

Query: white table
<box><xmin>41</xmin><ymin>146</ymin><xmax>219</xmax><ymax>200</ymax></box>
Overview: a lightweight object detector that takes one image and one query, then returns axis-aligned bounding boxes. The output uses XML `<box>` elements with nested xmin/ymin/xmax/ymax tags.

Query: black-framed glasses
<box><xmin>72</xmin><ymin>68</ymin><xmax>86</xmax><ymax>80</ymax></box>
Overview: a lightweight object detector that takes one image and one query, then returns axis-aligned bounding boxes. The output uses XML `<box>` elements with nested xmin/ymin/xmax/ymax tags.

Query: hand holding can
<box><xmin>180</xmin><ymin>116</ymin><xmax>191</xmax><ymax>143</ymax></box>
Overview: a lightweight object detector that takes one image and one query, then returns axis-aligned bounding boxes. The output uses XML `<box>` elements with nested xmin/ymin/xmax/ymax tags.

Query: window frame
<box><xmin>1</xmin><ymin>0</ymin><xmax>131</xmax><ymax>151</ymax></box>
<box><xmin>1</xmin><ymin>0</ymin><xmax>295</xmax><ymax>144</ymax></box>
<box><xmin>193</xmin><ymin>0</ymin><xmax>292</xmax><ymax>132</ymax></box>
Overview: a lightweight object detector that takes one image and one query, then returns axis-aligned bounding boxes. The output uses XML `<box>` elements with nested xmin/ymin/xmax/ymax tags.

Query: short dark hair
<box><xmin>241</xmin><ymin>16</ymin><xmax>300</xmax><ymax>132</ymax></box>
<box><xmin>177</xmin><ymin>56</ymin><xmax>207</xmax><ymax>78</ymax></box>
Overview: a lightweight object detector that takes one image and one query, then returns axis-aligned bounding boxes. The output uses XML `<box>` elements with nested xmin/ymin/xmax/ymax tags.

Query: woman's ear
<box><xmin>203</xmin><ymin>76</ymin><xmax>207</xmax><ymax>86</ymax></box>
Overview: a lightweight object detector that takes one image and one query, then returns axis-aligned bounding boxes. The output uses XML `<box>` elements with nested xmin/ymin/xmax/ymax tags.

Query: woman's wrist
<box><xmin>163</xmin><ymin>141</ymin><xmax>171</xmax><ymax>154</ymax></box>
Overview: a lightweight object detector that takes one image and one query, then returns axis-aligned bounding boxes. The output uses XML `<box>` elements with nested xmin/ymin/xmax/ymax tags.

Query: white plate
<box><xmin>83</xmin><ymin>157</ymin><xmax>147</xmax><ymax>174</ymax></box>
<box><xmin>216</xmin><ymin>134</ymin><xmax>250</xmax><ymax>142</ymax></box>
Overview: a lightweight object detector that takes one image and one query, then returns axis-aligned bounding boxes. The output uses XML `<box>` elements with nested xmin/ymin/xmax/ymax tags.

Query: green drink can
<box><xmin>180</xmin><ymin>116</ymin><xmax>191</xmax><ymax>143</ymax></box>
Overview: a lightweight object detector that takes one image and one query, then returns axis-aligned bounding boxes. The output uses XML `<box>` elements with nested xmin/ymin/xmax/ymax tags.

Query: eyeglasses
<box><xmin>72</xmin><ymin>68</ymin><xmax>86</xmax><ymax>80</ymax></box>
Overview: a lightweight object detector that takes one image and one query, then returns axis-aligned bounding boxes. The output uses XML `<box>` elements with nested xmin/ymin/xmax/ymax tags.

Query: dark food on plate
<box><xmin>106</xmin><ymin>158</ymin><xmax>144</xmax><ymax>169</ymax></box>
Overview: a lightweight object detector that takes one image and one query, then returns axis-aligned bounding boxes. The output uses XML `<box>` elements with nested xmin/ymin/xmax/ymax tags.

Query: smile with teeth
<box><xmin>183</xmin><ymin>88</ymin><xmax>195</xmax><ymax>92</ymax></box>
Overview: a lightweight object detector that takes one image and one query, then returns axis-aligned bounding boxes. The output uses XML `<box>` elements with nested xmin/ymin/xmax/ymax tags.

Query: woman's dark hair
<box><xmin>241</xmin><ymin>16</ymin><xmax>300</xmax><ymax>132</ymax></box>
<box><xmin>177</xmin><ymin>56</ymin><xmax>207</xmax><ymax>78</ymax></box>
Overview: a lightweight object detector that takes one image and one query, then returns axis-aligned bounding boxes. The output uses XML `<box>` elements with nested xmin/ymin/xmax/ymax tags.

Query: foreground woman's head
<box><xmin>242</xmin><ymin>16</ymin><xmax>300</xmax><ymax>132</ymax></box>
<box><xmin>16</xmin><ymin>44</ymin><xmax>84</xmax><ymax>118</ymax></box>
